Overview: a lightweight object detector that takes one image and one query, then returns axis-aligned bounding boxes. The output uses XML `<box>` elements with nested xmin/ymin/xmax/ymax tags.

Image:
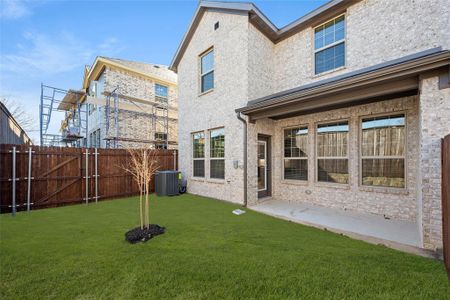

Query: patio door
<box><xmin>258</xmin><ymin>135</ymin><xmax>271</xmax><ymax>198</ymax></box>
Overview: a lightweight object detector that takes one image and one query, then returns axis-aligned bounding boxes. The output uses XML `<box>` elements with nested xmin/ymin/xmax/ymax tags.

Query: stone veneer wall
<box><xmin>177</xmin><ymin>10</ymin><xmax>250</xmax><ymax>203</ymax></box>
<box><xmin>248</xmin><ymin>96</ymin><xmax>420</xmax><ymax>223</ymax></box>
<box><xmin>175</xmin><ymin>0</ymin><xmax>449</xmax><ymax>250</ymax></box>
<box><xmin>91</xmin><ymin>67</ymin><xmax>178</xmax><ymax>149</ymax></box>
<box><xmin>418</xmin><ymin>74</ymin><xmax>450</xmax><ymax>250</ymax></box>
<box><xmin>272</xmin><ymin>0</ymin><xmax>450</xmax><ymax>93</ymax></box>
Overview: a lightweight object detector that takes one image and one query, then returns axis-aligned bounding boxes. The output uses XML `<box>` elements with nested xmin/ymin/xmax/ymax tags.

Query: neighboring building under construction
<box><xmin>40</xmin><ymin>56</ymin><xmax>178</xmax><ymax>149</ymax></box>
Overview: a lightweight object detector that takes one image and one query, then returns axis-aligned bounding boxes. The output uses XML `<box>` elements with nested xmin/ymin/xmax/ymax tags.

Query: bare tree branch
<box><xmin>122</xmin><ymin>147</ymin><xmax>160</xmax><ymax>229</ymax></box>
<box><xmin>1</xmin><ymin>97</ymin><xmax>36</xmax><ymax>133</ymax></box>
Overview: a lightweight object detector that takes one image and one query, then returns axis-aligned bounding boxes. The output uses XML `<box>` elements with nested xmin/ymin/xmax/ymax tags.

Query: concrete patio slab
<box><xmin>250</xmin><ymin>200</ymin><xmax>433</xmax><ymax>257</ymax></box>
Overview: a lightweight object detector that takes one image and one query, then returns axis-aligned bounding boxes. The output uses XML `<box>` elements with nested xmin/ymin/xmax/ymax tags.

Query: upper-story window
<box><xmin>314</xmin><ymin>15</ymin><xmax>345</xmax><ymax>75</ymax></box>
<box><xmin>200</xmin><ymin>48</ymin><xmax>214</xmax><ymax>93</ymax></box>
<box><xmin>89</xmin><ymin>80</ymin><xmax>104</xmax><ymax>98</ymax></box>
<box><xmin>155</xmin><ymin>84</ymin><xmax>168</xmax><ymax>103</ymax></box>
<box><xmin>154</xmin><ymin>132</ymin><xmax>167</xmax><ymax>141</ymax></box>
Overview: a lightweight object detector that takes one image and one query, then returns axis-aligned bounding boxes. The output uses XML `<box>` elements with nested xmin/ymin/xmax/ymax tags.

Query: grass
<box><xmin>1</xmin><ymin>194</ymin><xmax>449</xmax><ymax>299</ymax></box>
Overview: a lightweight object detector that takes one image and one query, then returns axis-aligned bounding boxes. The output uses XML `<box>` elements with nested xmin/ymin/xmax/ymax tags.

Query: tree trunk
<box><xmin>139</xmin><ymin>180</ymin><xmax>143</xmax><ymax>230</ymax></box>
<box><xmin>145</xmin><ymin>181</ymin><xmax>149</xmax><ymax>229</ymax></box>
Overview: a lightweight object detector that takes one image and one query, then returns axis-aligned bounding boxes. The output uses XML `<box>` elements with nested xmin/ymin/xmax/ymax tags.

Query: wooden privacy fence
<box><xmin>0</xmin><ymin>144</ymin><xmax>177</xmax><ymax>213</ymax></box>
<box><xmin>442</xmin><ymin>134</ymin><xmax>450</xmax><ymax>281</ymax></box>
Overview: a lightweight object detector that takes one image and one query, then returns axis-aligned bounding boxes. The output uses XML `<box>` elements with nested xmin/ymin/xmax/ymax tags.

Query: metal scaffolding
<box><xmin>40</xmin><ymin>83</ymin><xmax>176</xmax><ymax>149</ymax></box>
<box><xmin>39</xmin><ymin>83</ymin><xmax>87</xmax><ymax>147</ymax></box>
<box><xmin>103</xmin><ymin>88</ymin><xmax>175</xmax><ymax>149</ymax></box>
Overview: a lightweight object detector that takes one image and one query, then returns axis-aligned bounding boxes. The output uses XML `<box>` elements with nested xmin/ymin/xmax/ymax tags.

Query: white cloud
<box><xmin>1</xmin><ymin>31</ymin><xmax>126</xmax><ymax>76</ymax></box>
<box><xmin>0</xmin><ymin>30</ymin><xmax>126</xmax><ymax>143</ymax></box>
<box><xmin>0</xmin><ymin>0</ymin><xmax>32</xmax><ymax>19</ymax></box>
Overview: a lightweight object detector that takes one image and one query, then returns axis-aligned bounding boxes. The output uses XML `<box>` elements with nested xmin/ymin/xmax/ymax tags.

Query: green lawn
<box><xmin>1</xmin><ymin>194</ymin><xmax>449</xmax><ymax>299</ymax></box>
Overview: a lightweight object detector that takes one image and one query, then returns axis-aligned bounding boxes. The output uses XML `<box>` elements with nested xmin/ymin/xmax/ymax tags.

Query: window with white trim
<box><xmin>200</xmin><ymin>49</ymin><xmax>214</xmax><ymax>93</ymax></box>
<box><xmin>361</xmin><ymin>114</ymin><xmax>405</xmax><ymax>188</ymax></box>
<box><xmin>283</xmin><ymin>127</ymin><xmax>308</xmax><ymax>180</ymax></box>
<box><xmin>209</xmin><ymin>128</ymin><xmax>224</xmax><ymax>179</ymax></box>
<box><xmin>192</xmin><ymin>132</ymin><xmax>205</xmax><ymax>177</ymax></box>
<box><xmin>317</xmin><ymin>121</ymin><xmax>349</xmax><ymax>184</ymax></box>
<box><xmin>314</xmin><ymin>15</ymin><xmax>345</xmax><ymax>75</ymax></box>
<box><xmin>155</xmin><ymin>84</ymin><xmax>168</xmax><ymax>103</ymax></box>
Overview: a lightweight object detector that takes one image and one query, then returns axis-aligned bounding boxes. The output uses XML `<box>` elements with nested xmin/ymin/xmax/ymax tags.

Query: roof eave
<box><xmin>170</xmin><ymin>0</ymin><xmax>360</xmax><ymax>72</ymax></box>
<box><xmin>237</xmin><ymin>50</ymin><xmax>450</xmax><ymax>116</ymax></box>
<box><xmin>170</xmin><ymin>1</ymin><xmax>263</xmax><ymax>72</ymax></box>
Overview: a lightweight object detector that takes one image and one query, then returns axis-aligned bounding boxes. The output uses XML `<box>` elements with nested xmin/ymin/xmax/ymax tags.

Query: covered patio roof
<box><xmin>237</xmin><ymin>47</ymin><xmax>450</xmax><ymax>121</ymax></box>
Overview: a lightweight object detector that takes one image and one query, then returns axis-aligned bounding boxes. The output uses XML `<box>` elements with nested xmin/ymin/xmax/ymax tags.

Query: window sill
<box><xmin>314</xmin><ymin>182</ymin><xmax>350</xmax><ymax>190</ymax></box>
<box><xmin>190</xmin><ymin>177</ymin><xmax>205</xmax><ymax>182</ymax></box>
<box><xmin>206</xmin><ymin>178</ymin><xmax>225</xmax><ymax>184</ymax></box>
<box><xmin>281</xmin><ymin>179</ymin><xmax>309</xmax><ymax>186</ymax></box>
<box><xmin>313</xmin><ymin>66</ymin><xmax>346</xmax><ymax>78</ymax></box>
<box><xmin>359</xmin><ymin>186</ymin><xmax>409</xmax><ymax>195</ymax></box>
<box><xmin>198</xmin><ymin>89</ymin><xmax>214</xmax><ymax>97</ymax></box>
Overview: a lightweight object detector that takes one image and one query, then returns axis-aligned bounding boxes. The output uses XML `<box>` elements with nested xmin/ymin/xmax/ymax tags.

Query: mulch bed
<box><xmin>125</xmin><ymin>225</ymin><xmax>166</xmax><ymax>244</ymax></box>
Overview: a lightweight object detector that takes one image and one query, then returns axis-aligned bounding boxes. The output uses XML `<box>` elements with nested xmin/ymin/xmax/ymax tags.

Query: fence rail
<box><xmin>0</xmin><ymin>144</ymin><xmax>177</xmax><ymax>213</ymax></box>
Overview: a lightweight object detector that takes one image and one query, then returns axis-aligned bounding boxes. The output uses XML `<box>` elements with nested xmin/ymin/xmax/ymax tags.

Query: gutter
<box><xmin>237</xmin><ymin>48</ymin><xmax>449</xmax><ymax>114</ymax></box>
<box><xmin>236</xmin><ymin>112</ymin><xmax>248</xmax><ymax>207</ymax></box>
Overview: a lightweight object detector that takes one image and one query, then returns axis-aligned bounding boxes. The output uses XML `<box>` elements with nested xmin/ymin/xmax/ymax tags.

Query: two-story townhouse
<box><xmin>171</xmin><ymin>0</ymin><xmax>450</xmax><ymax>255</ymax></box>
<box><xmin>59</xmin><ymin>56</ymin><xmax>178</xmax><ymax>149</ymax></box>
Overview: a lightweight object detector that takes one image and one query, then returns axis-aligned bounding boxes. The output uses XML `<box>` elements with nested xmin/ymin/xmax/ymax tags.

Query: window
<box><xmin>155</xmin><ymin>84</ymin><xmax>168</xmax><ymax>103</ymax></box>
<box><xmin>210</xmin><ymin>128</ymin><xmax>225</xmax><ymax>179</ymax></box>
<box><xmin>314</xmin><ymin>15</ymin><xmax>345</xmax><ymax>74</ymax></box>
<box><xmin>89</xmin><ymin>129</ymin><xmax>101</xmax><ymax>148</ymax></box>
<box><xmin>155</xmin><ymin>132</ymin><xmax>167</xmax><ymax>141</ymax></box>
<box><xmin>200</xmin><ymin>49</ymin><xmax>214</xmax><ymax>93</ymax></box>
<box><xmin>284</xmin><ymin>127</ymin><xmax>308</xmax><ymax>180</ymax></box>
<box><xmin>192</xmin><ymin>132</ymin><xmax>205</xmax><ymax>177</ymax></box>
<box><xmin>361</xmin><ymin>114</ymin><xmax>405</xmax><ymax>188</ymax></box>
<box><xmin>88</xmin><ymin>104</ymin><xmax>97</xmax><ymax>115</ymax></box>
<box><xmin>89</xmin><ymin>132</ymin><xmax>93</xmax><ymax>148</ymax></box>
<box><xmin>317</xmin><ymin>121</ymin><xmax>349</xmax><ymax>184</ymax></box>
<box><xmin>90</xmin><ymin>80</ymin><xmax>104</xmax><ymax>98</ymax></box>
<box><xmin>156</xmin><ymin>143</ymin><xmax>167</xmax><ymax>150</ymax></box>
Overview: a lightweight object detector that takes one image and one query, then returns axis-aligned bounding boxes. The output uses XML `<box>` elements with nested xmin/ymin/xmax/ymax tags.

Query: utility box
<box><xmin>155</xmin><ymin>171</ymin><xmax>180</xmax><ymax>196</ymax></box>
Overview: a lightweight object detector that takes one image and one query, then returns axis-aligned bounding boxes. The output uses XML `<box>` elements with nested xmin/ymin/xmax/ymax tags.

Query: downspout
<box><xmin>236</xmin><ymin>112</ymin><xmax>248</xmax><ymax>207</ymax></box>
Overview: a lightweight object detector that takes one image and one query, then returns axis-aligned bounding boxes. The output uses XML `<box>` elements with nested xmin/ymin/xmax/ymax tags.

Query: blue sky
<box><xmin>0</xmin><ymin>0</ymin><xmax>328</xmax><ymax>142</ymax></box>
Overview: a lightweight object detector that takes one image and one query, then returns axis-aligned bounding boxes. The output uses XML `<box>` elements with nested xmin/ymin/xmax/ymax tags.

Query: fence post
<box><xmin>85</xmin><ymin>149</ymin><xmax>89</xmax><ymax>204</ymax></box>
<box><xmin>26</xmin><ymin>147</ymin><xmax>33</xmax><ymax>211</ymax></box>
<box><xmin>11</xmin><ymin>146</ymin><xmax>16</xmax><ymax>216</ymax></box>
<box><xmin>95</xmin><ymin>148</ymin><xmax>98</xmax><ymax>203</ymax></box>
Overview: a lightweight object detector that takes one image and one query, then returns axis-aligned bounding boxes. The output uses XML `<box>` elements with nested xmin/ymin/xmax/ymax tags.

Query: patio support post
<box><xmin>236</xmin><ymin>112</ymin><xmax>248</xmax><ymax>207</ymax></box>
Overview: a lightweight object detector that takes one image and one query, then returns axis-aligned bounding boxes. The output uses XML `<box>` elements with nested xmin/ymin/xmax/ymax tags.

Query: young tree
<box><xmin>123</xmin><ymin>148</ymin><xmax>159</xmax><ymax>229</ymax></box>
<box><xmin>142</xmin><ymin>149</ymin><xmax>160</xmax><ymax>228</ymax></box>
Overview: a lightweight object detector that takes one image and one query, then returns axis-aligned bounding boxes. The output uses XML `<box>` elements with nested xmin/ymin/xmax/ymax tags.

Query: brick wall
<box><xmin>89</xmin><ymin>66</ymin><xmax>178</xmax><ymax>149</ymax></box>
<box><xmin>419</xmin><ymin>74</ymin><xmax>450</xmax><ymax>250</ymax></box>
<box><xmin>248</xmin><ymin>96</ymin><xmax>419</xmax><ymax>223</ymax></box>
